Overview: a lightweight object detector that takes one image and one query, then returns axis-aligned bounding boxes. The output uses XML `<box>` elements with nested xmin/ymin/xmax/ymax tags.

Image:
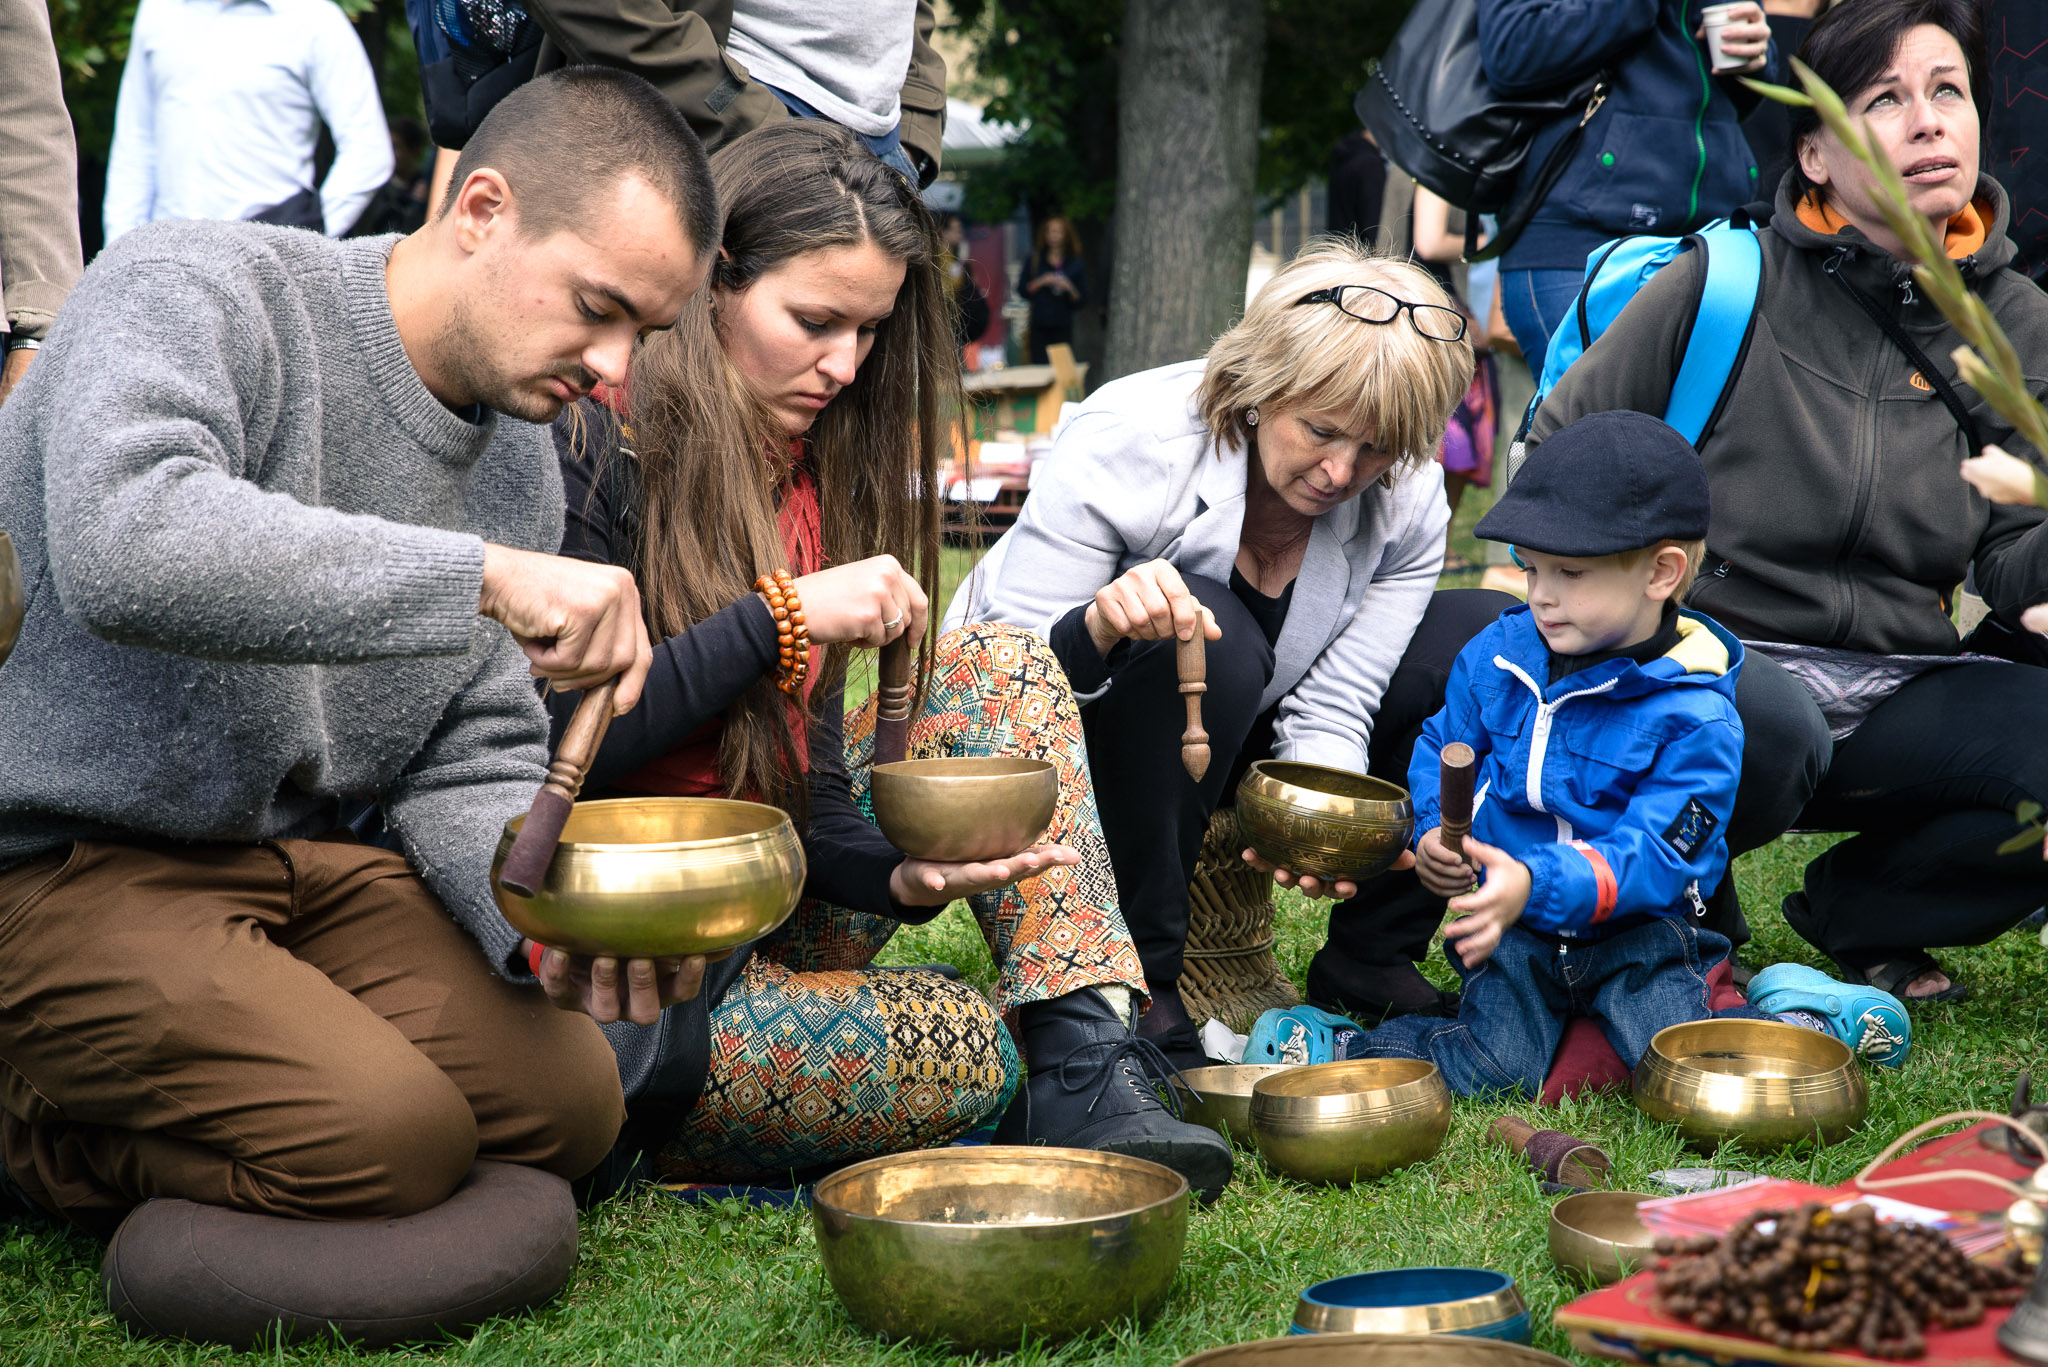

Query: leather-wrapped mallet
<box><xmin>1177</xmin><ymin>632</ymin><xmax>1209</xmax><ymax>782</ymax></box>
<box><xmin>1439</xmin><ymin>742</ymin><xmax>1477</xmax><ymax>858</ymax></box>
<box><xmin>496</xmin><ymin>678</ymin><xmax>619</xmax><ymax>899</ymax></box>
<box><xmin>874</xmin><ymin>634</ymin><xmax>915</xmax><ymax>768</ymax></box>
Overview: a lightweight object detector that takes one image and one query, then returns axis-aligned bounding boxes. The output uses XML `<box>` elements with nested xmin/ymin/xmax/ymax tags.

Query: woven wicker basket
<box><xmin>1179</xmin><ymin>807</ymin><xmax>1299</xmax><ymax>1033</ymax></box>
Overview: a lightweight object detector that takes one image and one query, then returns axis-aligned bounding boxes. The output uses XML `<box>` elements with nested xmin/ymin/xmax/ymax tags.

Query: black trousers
<box><xmin>1708</xmin><ymin>619</ymin><xmax>2048</xmax><ymax>970</ymax></box>
<box><xmin>1079</xmin><ymin>576</ymin><xmax>1516</xmax><ymax>992</ymax></box>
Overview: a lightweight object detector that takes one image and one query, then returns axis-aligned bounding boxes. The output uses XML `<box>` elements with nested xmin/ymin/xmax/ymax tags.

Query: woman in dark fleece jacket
<box><xmin>1483</xmin><ymin>0</ymin><xmax>1775</xmax><ymax>372</ymax></box>
<box><xmin>547</xmin><ymin>121</ymin><xmax>1230</xmax><ymax>1201</ymax></box>
<box><xmin>1530</xmin><ymin>0</ymin><xmax>2048</xmax><ymax>1005</ymax></box>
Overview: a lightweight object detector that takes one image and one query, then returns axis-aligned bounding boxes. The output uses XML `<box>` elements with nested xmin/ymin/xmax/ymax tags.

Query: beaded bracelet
<box><xmin>754</xmin><ymin>569</ymin><xmax>811</xmax><ymax>695</ymax></box>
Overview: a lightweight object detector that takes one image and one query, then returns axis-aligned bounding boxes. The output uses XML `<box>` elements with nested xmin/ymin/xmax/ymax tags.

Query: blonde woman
<box><xmin>949</xmin><ymin>241</ymin><xmax>1515</xmax><ymax>1059</ymax></box>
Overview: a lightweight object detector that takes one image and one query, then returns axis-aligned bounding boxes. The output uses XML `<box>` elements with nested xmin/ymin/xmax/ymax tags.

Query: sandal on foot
<box><xmin>1746</xmin><ymin>962</ymin><xmax>1912</xmax><ymax>1067</ymax></box>
<box><xmin>1245</xmin><ymin>1005</ymin><xmax>1367</xmax><ymax>1066</ymax></box>
<box><xmin>1839</xmin><ymin>953</ymin><xmax>1969</xmax><ymax>1006</ymax></box>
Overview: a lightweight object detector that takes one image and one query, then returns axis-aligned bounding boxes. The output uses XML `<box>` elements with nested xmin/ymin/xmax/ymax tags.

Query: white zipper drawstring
<box><xmin>1492</xmin><ymin>656</ymin><xmax>1623</xmax><ymax>841</ymax></box>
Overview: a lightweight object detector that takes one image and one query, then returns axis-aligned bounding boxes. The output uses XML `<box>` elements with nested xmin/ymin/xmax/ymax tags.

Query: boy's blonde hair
<box><xmin>1613</xmin><ymin>539</ymin><xmax>1708</xmax><ymax>601</ymax></box>
<box><xmin>1195</xmin><ymin>238</ymin><xmax>1475</xmax><ymax>470</ymax></box>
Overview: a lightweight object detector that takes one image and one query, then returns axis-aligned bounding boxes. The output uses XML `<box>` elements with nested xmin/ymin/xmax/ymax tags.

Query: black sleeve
<box><xmin>1049</xmin><ymin>601</ymin><xmax>1128</xmax><ymax>696</ymax></box>
<box><xmin>796</xmin><ymin>672</ymin><xmax>941</xmax><ymax>924</ymax></box>
<box><xmin>547</xmin><ymin>408</ymin><xmax>782</xmax><ymax>791</ymax></box>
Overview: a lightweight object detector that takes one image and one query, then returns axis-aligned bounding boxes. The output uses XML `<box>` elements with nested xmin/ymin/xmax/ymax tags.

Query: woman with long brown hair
<box><xmin>550</xmin><ymin>121</ymin><xmax>1229</xmax><ymax>1199</ymax></box>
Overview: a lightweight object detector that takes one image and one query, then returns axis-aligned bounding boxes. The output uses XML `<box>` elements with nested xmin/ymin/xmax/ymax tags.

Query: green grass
<box><xmin>11</xmin><ymin>484</ymin><xmax>2045</xmax><ymax>1364</ymax></box>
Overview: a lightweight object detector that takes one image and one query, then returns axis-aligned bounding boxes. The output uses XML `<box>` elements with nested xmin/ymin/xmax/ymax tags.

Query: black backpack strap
<box><xmin>1468</xmin><ymin>80</ymin><xmax>1611</xmax><ymax>264</ymax></box>
<box><xmin>1825</xmin><ymin>261</ymin><xmax>1985</xmax><ymax>452</ymax></box>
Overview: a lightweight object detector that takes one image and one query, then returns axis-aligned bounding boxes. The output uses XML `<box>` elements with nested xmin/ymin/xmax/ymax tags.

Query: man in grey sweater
<box><xmin>0</xmin><ymin>69</ymin><xmax>715</xmax><ymax>1342</ymax></box>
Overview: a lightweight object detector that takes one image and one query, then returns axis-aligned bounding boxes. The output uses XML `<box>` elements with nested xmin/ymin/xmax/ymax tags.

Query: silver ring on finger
<box><xmin>883</xmin><ymin>614</ymin><xmax>904</xmax><ymax>634</ymax></box>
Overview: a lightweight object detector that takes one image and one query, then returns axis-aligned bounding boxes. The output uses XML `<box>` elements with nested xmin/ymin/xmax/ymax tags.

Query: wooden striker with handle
<box><xmin>874</xmin><ymin>634</ymin><xmax>915</xmax><ymax>768</ymax></box>
<box><xmin>1439</xmin><ymin>742</ymin><xmax>1477</xmax><ymax>858</ymax></box>
<box><xmin>497</xmin><ymin>678</ymin><xmax>619</xmax><ymax>899</ymax></box>
<box><xmin>1177</xmin><ymin>632</ymin><xmax>1209</xmax><ymax>782</ymax></box>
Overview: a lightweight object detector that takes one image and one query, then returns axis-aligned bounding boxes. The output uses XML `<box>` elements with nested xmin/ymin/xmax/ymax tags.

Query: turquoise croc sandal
<box><xmin>1746</xmin><ymin>962</ymin><xmax>1912</xmax><ymax>1068</ymax></box>
<box><xmin>1245</xmin><ymin>1006</ymin><xmax>1367</xmax><ymax>1066</ymax></box>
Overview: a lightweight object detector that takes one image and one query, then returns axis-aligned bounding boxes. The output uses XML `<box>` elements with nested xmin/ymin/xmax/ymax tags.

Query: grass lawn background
<box><xmin>7</xmin><ymin>483</ymin><xmax>2044</xmax><ymax>1365</ymax></box>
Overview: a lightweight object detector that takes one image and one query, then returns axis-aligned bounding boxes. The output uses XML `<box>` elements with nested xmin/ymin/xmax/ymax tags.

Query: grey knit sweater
<box><xmin>0</xmin><ymin>220</ymin><xmax>561</xmax><ymax>976</ymax></box>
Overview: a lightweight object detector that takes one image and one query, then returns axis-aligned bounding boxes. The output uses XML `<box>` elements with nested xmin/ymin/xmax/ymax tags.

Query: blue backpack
<box><xmin>1509</xmin><ymin>221</ymin><xmax>1765</xmax><ymax>474</ymax></box>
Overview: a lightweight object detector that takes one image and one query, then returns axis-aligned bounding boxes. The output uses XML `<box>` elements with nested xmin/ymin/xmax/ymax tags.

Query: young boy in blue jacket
<box><xmin>1347</xmin><ymin>411</ymin><xmax>1909</xmax><ymax>1096</ymax></box>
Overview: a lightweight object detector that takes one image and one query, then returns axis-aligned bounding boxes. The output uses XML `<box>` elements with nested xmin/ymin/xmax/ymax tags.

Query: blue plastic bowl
<box><xmin>1291</xmin><ymin>1267</ymin><xmax>1530</xmax><ymax>1340</ymax></box>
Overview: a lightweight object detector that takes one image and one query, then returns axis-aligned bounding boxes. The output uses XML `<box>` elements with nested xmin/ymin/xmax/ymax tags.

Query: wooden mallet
<box><xmin>1177</xmin><ymin>632</ymin><xmax>1209</xmax><ymax>782</ymax></box>
<box><xmin>1439</xmin><ymin>742</ymin><xmax>1477</xmax><ymax>859</ymax></box>
<box><xmin>875</xmin><ymin>634</ymin><xmax>915</xmax><ymax>768</ymax></box>
<box><xmin>497</xmin><ymin>678</ymin><xmax>619</xmax><ymax>899</ymax></box>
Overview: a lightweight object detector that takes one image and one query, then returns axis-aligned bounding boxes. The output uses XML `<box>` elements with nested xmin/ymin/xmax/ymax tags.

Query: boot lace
<box><xmin>1052</xmin><ymin>1034</ymin><xmax>1194</xmax><ymax>1118</ymax></box>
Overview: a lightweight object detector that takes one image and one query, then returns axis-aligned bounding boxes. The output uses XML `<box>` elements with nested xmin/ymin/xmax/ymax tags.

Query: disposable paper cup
<box><xmin>1701</xmin><ymin>3</ymin><xmax>1747</xmax><ymax>73</ymax></box>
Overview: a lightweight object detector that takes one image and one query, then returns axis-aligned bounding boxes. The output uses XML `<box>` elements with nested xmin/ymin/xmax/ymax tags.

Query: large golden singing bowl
<box><xmin>1251</xmin><ymin>1060</ymin><xmax>1452</xmax><ymax>1185</ymax></box>
<box><xmin>811</xmin><ymin>1146</ymin><xmax>1188</xmax><ymax>1351</ymax></box>
<box><xmin>1547</xmin><ymin>1191</ymin><xmax>1659</xmax><ymax>1286</ymax></box>
<box><xmin>0</xmin><ymin>531</ymin><xmax>22</xmax><ymax>669</ymax></box>
<box><xmin>1173</xmin><ymin>1064</ymin><xmax>1295</xmax><ymax>1146</ymax></box>
<box><xmin>490</xmin><ymin>797</ymin><xmax>804</xmax><ymax>958</ymax></box>
<box><xmin>869</xmin><ymin>756</ymin><xmax>1058</xmax><ymax>863</ymax></box>
<box><xmin>1292</xmin><ymin>1269</ymin><xmax>1530</xmax><ymax>1340</ymax></box>
<box><xmin>1176</xmin><ymin>1331</ymin><xmax>1576</xmax><ymax>1367</ymax></box>
<box><xmin>1632</xmin><ymin>1018</ymin><xmax>1867</xmax><ymax>1151</ymax></box>
<box><xmin>1237</xmin><ymin>762</ymin><xmax>1415</xmax><ymax>883</ymax></box>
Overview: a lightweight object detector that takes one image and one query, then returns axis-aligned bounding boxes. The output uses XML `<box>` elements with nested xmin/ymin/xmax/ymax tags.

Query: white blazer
<box><xmin>945</xmin><ymin>359</ymin><xmax>1450</xmax><ymax>774</ymax></box>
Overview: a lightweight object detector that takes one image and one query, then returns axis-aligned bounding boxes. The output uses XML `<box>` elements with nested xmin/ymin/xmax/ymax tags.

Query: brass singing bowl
<box><xmin>1176</xmin><ymin>1331</ymin><xmax>1576</xmax><ymax>1367</ymax></box>
<box><xmin>811</xmin><ymin>1146</ymin><xmax>1188</xmax><ymax>1351</ymax></box>
<box><xmin>1292</xmin><ymin>1269</ymin><xmax>1530</xmax><ymax>1340</ymax></box>
<box><xmin>1547</xmin><ymin>1191</ymin><xmax>1659</xmax><ymax>1286</ymax></box>
<box><xmin>1632</xmin><ymin>1018</ymin><xmax>1867</xmax><ymax>1151</ymax></box>
<box><xmin>1251</xmin><ymin>1060</ymin><xmax>1453</xmax><ymax>1185</ymax></box>
<box><xmin>1237</xmin><ymin>761</ymin><xmax>1415</xmax><ymax>883</ymax></box>
<box><xmin>1173</xmin><ymin>1064</ymin><xmax>1295</xmax><ymax>1146</ymax></box>
<box><xmin>869</xmin><ymin>756</ymin><xmax>1058</xmax><ymax>863</ymax></box>
<box><xmin>0</xmin><ymin>531</ymin><xmax>22</xmax><ymax>669</ymax></box>
<box><xmin>490</xmin><ymin>797</ymin><xmax>804</xmax><ymax>958</ymax></box>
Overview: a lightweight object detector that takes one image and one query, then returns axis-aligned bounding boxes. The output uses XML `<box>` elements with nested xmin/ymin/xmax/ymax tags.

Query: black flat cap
<box><xmin>1475</xmin><ymin>410</ymin><xmax>1711</xmax><ymax>556</ymax></box>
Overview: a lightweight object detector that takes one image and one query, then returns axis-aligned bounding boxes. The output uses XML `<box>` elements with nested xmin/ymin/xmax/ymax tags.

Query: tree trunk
<box><xmin>1103</xmin><ymin>0</ymin><xmax>1265</xmax><ymax>382</ymax></box>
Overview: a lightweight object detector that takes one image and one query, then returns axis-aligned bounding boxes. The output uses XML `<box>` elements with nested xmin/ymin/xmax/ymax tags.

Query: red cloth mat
<box><xmin>1539</xmin><ymin>957</ymin><xmax>1747</xmax><ymax>1105</ymax></box>
<box><xmin>1555</xmin><ymin>1121</ymin><xmax>2035</xmax><ymax>1367</ymax></box>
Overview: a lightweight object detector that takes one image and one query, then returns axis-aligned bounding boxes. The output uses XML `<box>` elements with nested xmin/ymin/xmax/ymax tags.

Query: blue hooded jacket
<box><xmin>1478</xmin><ymin>0</ymin><xmax>1773</xmax><ymax>273</ymax></box>
<box><xmin>1409</xmin><ymin>604</ymin><xmax>1744</xmax><ymax>938</ymax></box>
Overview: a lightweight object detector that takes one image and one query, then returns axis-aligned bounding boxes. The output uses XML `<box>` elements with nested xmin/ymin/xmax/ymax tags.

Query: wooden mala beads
<box><xmin>1654</xmin><ymin>1203</ymin><xmax>2027</xmax><ymax>1359</ymax></box>
<box><xmin>754</xmin><ymin>569</ymin><xmax>810</xmax><ymax>695</ymax></box>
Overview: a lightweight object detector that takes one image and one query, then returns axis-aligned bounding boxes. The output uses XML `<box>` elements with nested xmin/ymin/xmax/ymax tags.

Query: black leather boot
<box><xmin>999</xmin><ymin>987</ymin><xmax>1233</xmax><ymax>1203</ymax></box>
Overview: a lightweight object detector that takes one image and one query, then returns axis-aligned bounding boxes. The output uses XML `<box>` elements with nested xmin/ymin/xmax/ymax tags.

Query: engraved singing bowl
<box><xmin>1291</xmin><ymin>1269</ymin><xmax>1530</xmax><ymax>1340</ymax></box>
<box><xmin>1547</xmin><ymin>1191</ymin><xmax>1659</xmax><ymax>1287</ymax></box>
<box><xmin>1237</xmin><ymin>761</ymin><xmax>1415</xmax><ymax>883</ymax></box>
<box><xmin>1632</xmin><ymin>1018</ymin><xmax>1867</xmax><ymax>1151</ymax></box>
<box><xmin>490</xmin><ymin>797</ymin><xmax>804</xmax><ymax>958</ymax></box>
<box><xmin>0</xmin><ymin>531</ymin><xmax>22</xmax><ymax>668</ymax></box>
<box><xmin>1176</xmin><ymin>1331</ymin><xmax>1576</xmax><ymax>1367</ymax></box>
<box><xmin>811</xmin><ymin>1146</ymin><xmax>1189</xmax><ymax>1351</ymax></box>
<box><xmin>1173</xmin><ymin>1064</ymin><xmax>1296</xmax><ymax>1146</ymax></box>
<box><xmin>869</xmin><ymin>756</ymin><xmax>1058</xmax><ymax>863</ymax></box>
<box><xmin>1251</xmin><ymin>1060</ymin><xmax>1453</xmax><ymax>1185</ymax></box>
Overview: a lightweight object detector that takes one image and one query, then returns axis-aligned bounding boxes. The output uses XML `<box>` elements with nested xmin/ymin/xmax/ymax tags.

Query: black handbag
<box><xmin>1356</xmin><ymin>0</ymin><xmax>1612</xmax><ymax>261</ymax></box>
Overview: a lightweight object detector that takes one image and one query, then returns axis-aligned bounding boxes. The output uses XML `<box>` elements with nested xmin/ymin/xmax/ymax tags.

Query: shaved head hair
<box><xmin>441</xmin><ymin>66</ymin><xmax>719</xmax><ymax>255</ymax></box>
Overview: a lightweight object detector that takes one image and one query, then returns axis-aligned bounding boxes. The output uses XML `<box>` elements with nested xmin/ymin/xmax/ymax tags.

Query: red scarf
<box><xmin>610</xmin><ymin>427</ymin><xmax>826</xmax><ymax>800</ymax></box>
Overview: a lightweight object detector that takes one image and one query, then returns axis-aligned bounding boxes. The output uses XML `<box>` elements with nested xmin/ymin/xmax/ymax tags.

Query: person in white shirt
<box><xmin>104</xmin><ymin>0</ymin><xmax>394</xmax><ymax>242</ymax></box>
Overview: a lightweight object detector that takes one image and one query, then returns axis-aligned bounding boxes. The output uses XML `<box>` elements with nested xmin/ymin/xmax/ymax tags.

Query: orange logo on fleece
<box><xmin>1909</xmin><ymin>372</ymin><xmax>1932</xmax><ymax>392</ymax></box>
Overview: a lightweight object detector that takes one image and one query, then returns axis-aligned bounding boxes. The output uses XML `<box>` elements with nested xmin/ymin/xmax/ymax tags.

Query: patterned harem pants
<box><xmin>655</xmin><ymin>624</ymin><xmax>1148</xmax><ymax>1183</ymax></box>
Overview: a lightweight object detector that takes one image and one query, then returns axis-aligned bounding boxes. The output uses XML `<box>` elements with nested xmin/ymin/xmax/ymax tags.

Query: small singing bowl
<box><xmin>1173</xmin><ymin>1064</ymin><xmax>1295</xmax><ymax>1146</ymax></box>
<box><xmin>869</xmin><ymin>756</ymin><xmax>1059</xmax><ymax>863</ymax></box>
<box><xmin>1632</xmin><ymin>1018</ymin><xmax>1868</xmax><ymax>1151</ymax></box>
<box><xmin>1548</xmin><ymin>1191</ymin><xmax>1659</xmax><ymax>1286</ymax></box>
<box><xmin>1236</xmin><ymin>761</ymin><xmax>1415</xmax><ymax>883</ymax></box>
<box><xmin>1291</xmin><ymin>1269</ymin><xmax>1530</xmax><ymax>1341</ymax></box>
<box><xmin>0</xmin><ymin>530</ymin><xmax>22</xmax><ymax>669</ymax></box>
<box><xmin>490</xmin><ymin>796</ymin><xmax>804</xmax><ymax>959</ymax></box>
<box><xmin>811</xmin><ymin>1146</ymin><xmax>1188</xmax><ymax>1351</ymax></box>
<box><xmin>1251</xmin><ymin>1060</ymin><xmax>1452</xmax><ymax>1185</ymax></box>
<box><xmin>1177</xmin><ymin>1331</ymin><xmax>1575</xmax><ymax>1367</ymax></box>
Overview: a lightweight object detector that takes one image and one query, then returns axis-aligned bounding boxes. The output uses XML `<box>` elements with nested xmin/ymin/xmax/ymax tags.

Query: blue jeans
<box><xmin>763</xmin><ymin>83</ymin><xmax>919</xmax><ymax>184</ymax></box>
<box><xmin>1498</xmin><ymin>267</ymin><xmax>1587</xmax><ymax>379</ymax></box>
<box><xmin>1355</xmin><ymin>918</ymin><xmax>1767</xmax><ymax>1098</ymax></box>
